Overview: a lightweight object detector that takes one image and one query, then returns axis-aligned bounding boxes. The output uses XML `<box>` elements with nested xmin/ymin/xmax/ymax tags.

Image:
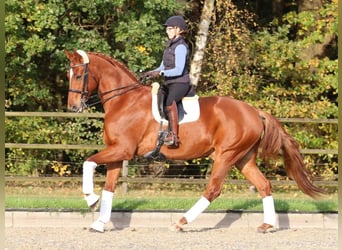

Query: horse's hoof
<box><xmin>90</xmin><ymin>220</ymin><xmax>105</xmax><ymax>233</ymax></box>
<box><xmin>169</xmin><ymin>223</ymin><xmax>184</xmax><ymax>232</ymax></box>
<box><xmin>89</xmin><ymin>228</ymin><xmax>104</xmax><ymax>233</ymax></box>
<box><xmin>84</xmin><ymin>193</ymin><xmax>100</xmax><ymax>210</ymax></box>
<box><xmin>257</xmin><ymin>223</ymin><xmax>276</xmax><ymax>233</ymax></box>
<box><xmin>90</xmin><ymin>199</ymin><xmax>100</xmax><ymax>212</ymax></box>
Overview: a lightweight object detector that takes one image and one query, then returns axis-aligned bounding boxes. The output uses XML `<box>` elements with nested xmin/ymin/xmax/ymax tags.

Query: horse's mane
<box><xmin>88</xmin><ymin>52</ymin><xmax>139</xmax><ymax>81</ymax></box>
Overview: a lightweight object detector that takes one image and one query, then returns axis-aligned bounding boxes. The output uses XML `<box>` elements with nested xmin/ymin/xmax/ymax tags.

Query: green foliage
<box><xmin>112</xmin><ymin>0</ymin><xmax>186</xmax><ymax>71</ymax></box>
<box><xmin>246</xmin><ymin>4</ymin><xmax>338</xmax><ymax>177</ymax></box>
<box><xmin>199</xmin><ymin>0</ymin><xmax>259</xmax><ymax>99</ymax></box>
<box><xmin>200</xmin><ymin>0</ymin><xmax>337</xmax><ymax>178</ymax></box>
<box><xmin>5</xmin><ymin>0</ymin><xmax>337</xmax><ymax>180</ymax></box>
<box><xmin>248</xmin><ymin>8</ymin><xmax>338</xmax><ymax>118</ymax></box>
<box><xmin>5</xmin><ymin>0</ymin><xmax>187</xmax><ymax>175</ymax></box>
<box><xmin>5</xmin><ymin>0</ymin><xmax>187</xmax><ymax>111</ymax></box>
<box><xmin>5</xmin><ymin>114</ymin><xmax>103</xmax><ymax>175</ymax></box>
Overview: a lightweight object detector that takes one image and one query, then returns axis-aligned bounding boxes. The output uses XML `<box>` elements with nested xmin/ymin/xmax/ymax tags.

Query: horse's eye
<box><xmin>75</xmin><ymin>75</ymin><xmax>82</xmax><ymax>80</ymax></box>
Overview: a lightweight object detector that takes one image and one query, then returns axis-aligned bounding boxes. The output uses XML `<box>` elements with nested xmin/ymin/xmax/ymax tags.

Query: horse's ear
<box><xmin>64</xmin><ymin>49</ymin><xmax>74</xmax><ymax>60</ymax></box>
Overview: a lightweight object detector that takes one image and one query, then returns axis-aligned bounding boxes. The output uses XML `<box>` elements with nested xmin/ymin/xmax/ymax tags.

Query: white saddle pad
<box><xmin>151</xmin><ymin>82</ymin><xmax>200</xmax><ymax>125</ymax></box>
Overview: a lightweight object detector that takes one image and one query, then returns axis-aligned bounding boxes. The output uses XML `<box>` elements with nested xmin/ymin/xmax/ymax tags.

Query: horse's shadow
<box><xmin>108</xmin><ymin>201</ymin><xmax>142</xmax><ymax>230</ymax></box>
<box><xmin>187</xmin><ymin>198</ymin><xmax>291</xmax><ymax>232</ymax></box>
<box><xmin>108</xmin><ymin>198</ymin><xmax>292</xmax><ymax>232</ymax></box>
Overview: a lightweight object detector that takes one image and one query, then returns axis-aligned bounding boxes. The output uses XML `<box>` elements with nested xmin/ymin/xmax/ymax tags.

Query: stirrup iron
<box><xmin>163</xmin><ymin>132</ymin><xmax>176</xmax><ymax>146</ymax></box>
<box><xmin>144</xmin><ymin>121</ymin><xmax>167</xmax><ymax>161</ymax></box>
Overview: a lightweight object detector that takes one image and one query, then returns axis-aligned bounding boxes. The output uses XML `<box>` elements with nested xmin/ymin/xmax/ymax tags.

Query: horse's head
<box><xmin>65</xmin><ymin>49</ymin><xmax>142</xmax><ymax>112</ymax></box>
<box><xmin>64</xmin><ymin>49</ymin><xmax>93</xmax><ymax>112</ymax></box>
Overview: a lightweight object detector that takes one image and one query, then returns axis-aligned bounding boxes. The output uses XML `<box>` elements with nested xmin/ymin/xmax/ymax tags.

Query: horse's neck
<box><xmin>88</xmin><ymin>53</ymin><xmax>143</xmax><ymax>112</ymax></box>
<box><xmin>101</xmin><ymin>85</ymin><xmax>150</xmax><ymax>116</ymax></box>
<box><xmin>94</xmin><ymin>66</ymin><xmax>137</xmax><ymax>97</ymax></box>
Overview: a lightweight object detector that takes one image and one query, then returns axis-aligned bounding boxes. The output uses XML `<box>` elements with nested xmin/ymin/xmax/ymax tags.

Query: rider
<box><xmin>142</xmin><ymin>15</ymin><xmax>191</xmax><ymax>149</ymax></box>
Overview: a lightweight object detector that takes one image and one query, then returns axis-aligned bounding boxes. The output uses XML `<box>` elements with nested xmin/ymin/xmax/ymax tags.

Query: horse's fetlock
<box><xmin>204</xmin><ymin>190</ymin><xmax>221</xmax><ymax>202</ymax></box>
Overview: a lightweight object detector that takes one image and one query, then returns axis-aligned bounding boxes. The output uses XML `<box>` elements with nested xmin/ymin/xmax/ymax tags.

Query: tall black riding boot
<box><xmin>164</xmin><ymin>101</ymin><xmax>179</xmax><ymax>148</ymax></box>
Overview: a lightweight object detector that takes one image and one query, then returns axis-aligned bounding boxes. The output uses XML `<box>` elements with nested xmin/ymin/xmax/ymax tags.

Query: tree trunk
<box><xmin>298</xmin><ymin>0</ymin><xmax>322</xmax><ymax>13</ymax></box>
<box><xmin>297</xmin><ymin>0</ymin><xmax>333</xmax><ymax>60</ymax></box>
<box><xmin>189</xmin><ymin>0</ymin><xmax>215</xmax><ymax>86</ymax></box>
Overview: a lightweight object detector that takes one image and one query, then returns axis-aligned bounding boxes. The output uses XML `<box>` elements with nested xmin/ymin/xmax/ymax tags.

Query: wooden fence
<box><xmin>5</xmin><ymin>112</ymin><xmax>338</xmax><ymax>189</ymax></box>
<box><xmin>5</xmin><ymin>112</ymin><xmax>338</xmax><ymax>154</ymax></box>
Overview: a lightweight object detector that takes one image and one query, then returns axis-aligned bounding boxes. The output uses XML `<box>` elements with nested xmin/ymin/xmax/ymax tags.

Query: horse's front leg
<box><xmin>83</xmin><ymin>161</ymin><xmax>100</xmax><ymax>208</ymax></box>
<box><xmin>89</xmin><ymin>162</ymin><xmax>122</xmax><ymax>233</ymax></box>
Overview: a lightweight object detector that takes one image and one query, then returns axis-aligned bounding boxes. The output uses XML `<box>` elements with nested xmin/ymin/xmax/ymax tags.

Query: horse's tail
<box><xmin>258</xmin><ymin>110</ymin><xmax>325</xmax><ymax>199</ymax></box>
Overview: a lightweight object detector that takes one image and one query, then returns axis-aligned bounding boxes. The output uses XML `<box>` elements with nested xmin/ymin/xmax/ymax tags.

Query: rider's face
<box><xmin>166</xmin><ymin>26</ymin><xmax>179</xmax><ymax>40</ymax></box>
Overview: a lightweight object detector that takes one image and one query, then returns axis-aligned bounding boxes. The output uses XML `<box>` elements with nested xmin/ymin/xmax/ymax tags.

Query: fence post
<box><xmin>122</xmin><ymin>160</ymin><xmax>129</xmax><ymax>193</ymax></box>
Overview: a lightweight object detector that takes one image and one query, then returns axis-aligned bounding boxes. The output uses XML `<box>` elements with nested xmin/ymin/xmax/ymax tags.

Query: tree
<box><xmin>5</xmin><ymin>0</ymin><xmax>337</xmax><ymax>178</ymax></box>
<box><xmin>200</xmin><ymin>0</ymin><xmax>337</xmax><ymax>177</ymax></box>
<box><xmin>189</xmin><ymin>0</ymin><xmax>215</xmax><ymax>86</ymax></box>
<box><xmin>5</xmin><ymin>0</ymin><xmax>186</xmax><ymax>112</ymax></box>
<box><xmin>5</xmin><ymin>0</ymin><xmax>188</xmax><ymax>175</ymax></box>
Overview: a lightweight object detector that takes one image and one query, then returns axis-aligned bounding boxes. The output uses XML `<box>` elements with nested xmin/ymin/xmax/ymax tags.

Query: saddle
<box><xmin>151</xmin><ymin>82</ymin><xmax>200</xmax><ymax>125</ymax></box>
<box><xmin>145</xmin><ymin>82</ymin><xmax>200</xmax><ymax>160</ymax></box>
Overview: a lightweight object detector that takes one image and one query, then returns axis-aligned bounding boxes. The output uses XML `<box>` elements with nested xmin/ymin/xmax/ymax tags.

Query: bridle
<box><xmin>68</xmin><ymin>59</ymin><xmax>142</xmax><ymax>112</ymax></box>
<box><xmin>68</xmin><ymin>63</ymin><xmax>90</xmax><ymax>111</ymax></box>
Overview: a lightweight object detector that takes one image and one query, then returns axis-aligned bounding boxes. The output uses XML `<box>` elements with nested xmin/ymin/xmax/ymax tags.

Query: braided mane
<box><xmin>88</xmin><ymin>52</ymin><xmax>139</xmax><ymax>81</ymax></box>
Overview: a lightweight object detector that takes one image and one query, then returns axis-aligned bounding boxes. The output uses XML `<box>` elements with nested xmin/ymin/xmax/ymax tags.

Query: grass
<box><xmin>5</xmin><ymin>184</ymin><xmax>338</xmax><ymax>213</ymax></box>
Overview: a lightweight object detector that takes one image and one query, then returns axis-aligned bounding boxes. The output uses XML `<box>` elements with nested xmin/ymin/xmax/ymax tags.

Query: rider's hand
<box><xmin>149</xmin><ymin>71</ymin><xmax>161</xmax><ymax>78</ymax></box>
<box><xmin>140</xmin><ymin>71</ymin><xmax>161</xmax><ymax>79</ymax></box>
<box><xmin>140</xmin><ymin>71</ymin><xmax>151</xmax><ymax>79</ymax></box>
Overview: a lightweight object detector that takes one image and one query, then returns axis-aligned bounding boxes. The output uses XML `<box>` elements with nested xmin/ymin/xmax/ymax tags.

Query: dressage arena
<box><xmin>5</xmin><ymin>211</ymin><xmax>338</xmax><ymax>249</ymax></box>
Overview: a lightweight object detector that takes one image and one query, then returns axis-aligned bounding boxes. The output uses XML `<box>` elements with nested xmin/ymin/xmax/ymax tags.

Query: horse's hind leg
<box><xmin>90</xmin><ymin>162</ymin><xmax>122</xmax><ymax>233</ymax></box>
<box><xmin>236</xmin><ymin>149</ymin><xmax>276</xmax><ymax>233</ymax></box>
<box><xmin>173</xmin><ymin>157</ymin><xmax>233</xmax><ymax>231</ymax></box>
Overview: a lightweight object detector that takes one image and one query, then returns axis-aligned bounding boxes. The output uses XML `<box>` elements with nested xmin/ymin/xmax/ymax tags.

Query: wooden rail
<box><xmin>4</xmin><ymin>112</ymin><xmax>338</xmax><ymax>155</ymax></box>
<box><xmin>5</xmin><ymin>111</ymin><xmax>338</xmax><ymax>123</ymax></box>
<box><xmin>5</xmin><ymin>176</ymin><xmax>337</xmax><ymax>187</ymax></box>
<box><xmin>3</xmin><ymin>143</ymin><xmax>337</xmax><ymax>155</ymax></box>
<box><xmin>5</xmin><ymin>112</ymin><xmax>338</xmax><ymax>192</ymax></box>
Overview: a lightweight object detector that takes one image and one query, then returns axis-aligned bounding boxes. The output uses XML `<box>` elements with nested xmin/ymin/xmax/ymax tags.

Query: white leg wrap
<box><xmin>98</xmin><ymin>190</ymin><xmax>114</xmax><ymax>224</ymax></box>
<box><xmin>90</xmin><ymin>220</ymin><xmax>105</xmax><ymax>233</ymax></box>
<box><xmin>262</xmin><ymin>196</ymin><xmax>276</xmax><ymax>226</ymax></box>
<box><xmin>184</xmin><ymin>196</ymin><xmax>210</xmax><ymax>223</ymax></box>
<box><xmin>82</xmin><ymin>161</ymin><xmax>97</xmax><ymax>194</ymax></box>
<box><xmin>84</xmin><ymin>193</ymin><xmax>100</xmax><ymax>207</ymax></box>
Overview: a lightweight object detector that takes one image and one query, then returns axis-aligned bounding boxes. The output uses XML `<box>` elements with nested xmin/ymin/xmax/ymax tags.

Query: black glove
<box><xmin>140</xmin><ymin>71</ymin><xmax>161</xmax><ymax>79</ymax></box>
<box><xmin>140</xmin><ymin>71</ymin><xmax>151</xmax><ymax>79</ymax></box>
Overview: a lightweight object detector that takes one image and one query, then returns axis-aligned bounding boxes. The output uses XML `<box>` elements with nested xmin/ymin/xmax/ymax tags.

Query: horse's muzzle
<box><xmin>69</xmin><ymin>105</ymin><xmax>83</xmax><ymax>113</ymax></box>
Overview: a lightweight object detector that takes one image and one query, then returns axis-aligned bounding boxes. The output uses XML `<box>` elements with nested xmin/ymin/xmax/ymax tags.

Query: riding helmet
<box><xmin>164</xmin><ymin>16</ymin><xmax>187</xmax><ymax>30</ymax></box>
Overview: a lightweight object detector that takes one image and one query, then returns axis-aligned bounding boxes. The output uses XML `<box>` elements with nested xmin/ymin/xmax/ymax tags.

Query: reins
<box><xmin>78</xmin><ymin>83</ymin><xmax>142</xmax><ymax>108</ymax></box>
<box><xmin>99</xmin><ymin>83</ymin><xmax>142</xmax><ymax>105</ymax></box>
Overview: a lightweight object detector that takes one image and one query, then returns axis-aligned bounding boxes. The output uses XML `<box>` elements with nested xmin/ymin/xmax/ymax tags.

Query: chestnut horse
<box><xmin>64</xmin><ymin>49</ymin><xmax>323</xmax><ymax>233</ymax></box>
